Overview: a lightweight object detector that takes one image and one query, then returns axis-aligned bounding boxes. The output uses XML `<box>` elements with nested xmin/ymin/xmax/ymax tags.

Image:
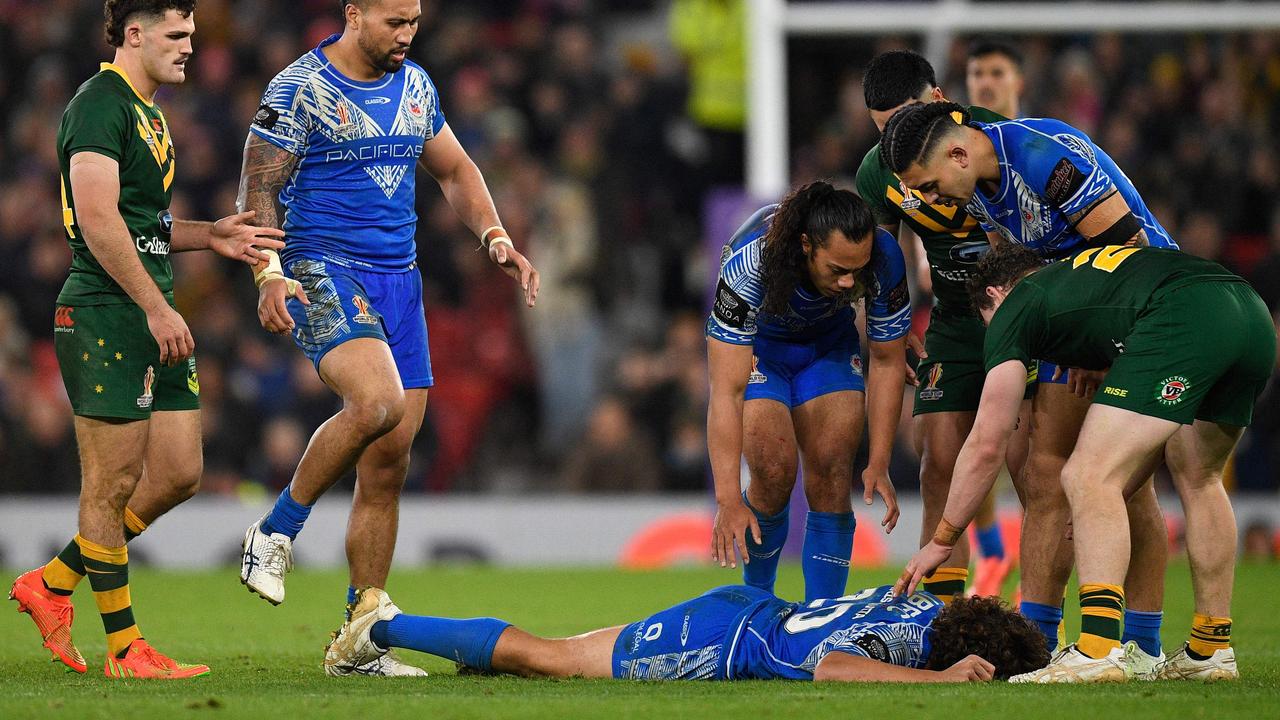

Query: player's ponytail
<box><xmin>880</xmin><ymin>101</ymin><xmax>971</xmax><ymax>174</ymax></box>
<box><xmin>759</xmin><ymin>181</ymin><xmax>875</xmax><ymax>316</ymax></box>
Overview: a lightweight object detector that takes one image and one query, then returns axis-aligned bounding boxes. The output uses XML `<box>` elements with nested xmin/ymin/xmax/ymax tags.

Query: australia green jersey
<box><xmin>855</xmin><ymin>105</ymin><xmax>1004</xmax><ymax>316</ymax></box>
<box><xmin>56</xmin><ymin>63</ymin><xmax>176</xmax><ymax>306</ymax></box>
<box><xmin>984</xmin><ymin>247</ymin><xmax>1245</xmax><ymax>373</ymax></box>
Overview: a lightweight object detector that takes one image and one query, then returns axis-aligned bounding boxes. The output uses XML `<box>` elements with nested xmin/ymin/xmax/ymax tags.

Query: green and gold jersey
<box><xmin>56</xmin><ymin>63</ymin><xmax>176</xmax><ymax>306</ymax></box>
<box><xmin>855</xmin><ymin>105</ymin><xmax>1004</xmax><ymax>316</ymax></box>
<box><xmin>983</xmin><ymin>246</ymin><xmax>1245</xmax><ymax>373</ymax></box>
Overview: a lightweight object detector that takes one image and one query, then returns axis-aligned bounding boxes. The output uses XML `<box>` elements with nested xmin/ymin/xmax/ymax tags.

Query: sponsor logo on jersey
<box><xmin>352</xmin><ymin>295</ymin><xmax>378</xmax><ymax>325</ymax></box>
<box><xmin>364</xmin><ymin>96</ymin><xmax>391</xmax><ymax>105</ymax></box>
<box><xmin>1102</xmin><ymin>386</ymin><xmax>1128</xmax><ymax>398</ymax></box>
<box><xmin>135</xmin><ymin>235</ymin><xmax>171</xmax><ymax>256</ymax></box>
<box><xmin>919</xmin><ymin>363</ymin><xmax>944</xmax><ymax>401</ymax></box>
<box><xmin>137</xmin><ymin>365</ymin><xmax>155</xmax><ymax>409</ymax></box>
<box><xmin>253</xmin><ymin>104</ymin><xmax>280</xmax><ymax>130</ymax></box>
<box><xmin>1157</xmin><ymin>376</ymin><xmax>1189</xmax><ymax>405</ymax></box>
<box><xmin>853</xmin><ymin>633</ymin><xmax>890</xmax><ymax>661</ymax></box>
<box><xmin>680</xmin><ymin>614</ymin><xmax>691</xmax><ymax>647</ymax></box>
<box><xmin>948</xmin><ymin>240</ymin><xmax>990</xmax><ymax>264</ymax></box>
<box><xmin>157</xmin><ymin>209</ymin><xmax>173</xmax><ymax>234</ymax></box>
<box><xmin>1111</xmin><ymin>338</ymin><xmax>1126</xmax><ymax>354</ymax></box>
<box><xmin>748</xmin><ymin>356</ymin><xmax>767</xmax><ymax>384</ymax></box>
<box><xmin>54</xmin><ymin>306</ymin><xmax>75</xmax><ymax>333</ymax></box>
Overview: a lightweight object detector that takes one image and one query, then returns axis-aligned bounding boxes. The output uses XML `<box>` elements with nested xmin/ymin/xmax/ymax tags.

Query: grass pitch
<box><xmin>1</xmin><ymin>562</ymin><xmax>1276</xmax><ymax>719</ymax></box>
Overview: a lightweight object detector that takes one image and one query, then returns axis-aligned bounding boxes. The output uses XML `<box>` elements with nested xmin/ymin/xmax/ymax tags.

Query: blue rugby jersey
<box><xmin>250</xmin><ymin>34</ymin><xmax>446</xmax><ymax>270</ymax></box>
<box><xmin>727</xmin><ymin>585</ymin><xmax>943</xmax><ymax>680</ymax></box>
<box><xmin>965</xmin><ymin>118</ymin><xmax>1175</xmax><ymax>259</ymax></box>
<box><xmin>706</xmin><ymin>205</ymin><xmax>911</xmax><ymax>345</ymax></box>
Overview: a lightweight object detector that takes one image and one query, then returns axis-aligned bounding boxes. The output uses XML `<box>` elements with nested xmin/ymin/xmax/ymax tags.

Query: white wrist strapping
<box><xmin>481</xmin><ymin>225</ymin><xmax>513</xmax><ymax>251</ymax></box>
<box><xmin>253</xmin><ymin>250</ymin><xmax>300</xmax><ymax>294</ymax></box>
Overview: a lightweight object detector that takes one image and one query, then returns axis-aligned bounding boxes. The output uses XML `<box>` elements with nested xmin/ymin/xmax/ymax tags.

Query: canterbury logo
<box><xmin>54</xmin><ymin>307</ymin><xmax>75</xmax><ymax>328</ymax></box>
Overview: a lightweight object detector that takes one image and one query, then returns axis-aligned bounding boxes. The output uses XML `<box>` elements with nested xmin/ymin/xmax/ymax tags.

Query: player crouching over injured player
<box><xmin>324</xmin><ymin>585</ymin><xmax>1048</xmax><ymax>682</ymax></box>
<box><xmin>900</xmin><ymin>243</ymin><xmax>1275</xmax><ymax>683</ymax></box>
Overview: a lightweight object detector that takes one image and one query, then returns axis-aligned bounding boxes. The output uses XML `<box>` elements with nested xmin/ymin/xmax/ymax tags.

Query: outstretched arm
<box><xmin>419</xmin><ymin>123</ymin><xmax>538</xmax><ymax>306</ymax></box>
<box><xmin>814</xmin><ymin>651</ymin><xmax>994</xmax><ymax>683</ymax></box>
<box><xmin>862</xmin><ymin>335</ymin><xmax>905</xmax><ymax>532</ymax></box>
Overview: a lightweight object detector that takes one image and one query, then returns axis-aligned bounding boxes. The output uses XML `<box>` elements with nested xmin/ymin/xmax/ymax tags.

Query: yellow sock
<box><xmin>1078</xmin><ymin>583</ymin><xmax>1124</xmax><ymax>659</ymax></box>
<box><xmin>41</xmin><ymin>539</ymin><xmax>86</xmax><ymax>596</ymax></box>
<box><xmin>78</xmin><ymin>535</ymin><xmax>141</xmax><ymax>658</ymax></box>
<box><xmin>1188</xmin><ymin>613</ymin><xmax>1231</xmax><ymax>659</ymax></box>
<box><xmin>922</xmin><ymin>567</ymin><xmax>969</xmax><ymax>603</ymax></box>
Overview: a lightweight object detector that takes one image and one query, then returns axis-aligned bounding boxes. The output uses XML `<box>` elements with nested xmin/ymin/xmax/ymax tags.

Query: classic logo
<box><xmin>352</xmin><ymin>296</ymin><xmax>378</xmax><ymax>325</ymax></box>
<box><xmin>137</xmin><ymin>365</ymin><xmax>155</xmax><ymax>409</ymax></box>
<box><xmin>364</xmin><ymin>96</ymin><xmax>391</xmax><ymax>105</ymax></box>
<box><xmin>54</xmin><ymin>306</ymin><xmax>75</xmax><ymax>333</ymax></box>
<box><xmin>919</xmin><ymin>363</ymin><xmax>944</xmax><ymax>401</ymax></box>
<box><xmin>748</xmin><ymin>356</ymin><xmax>767</xmax><ymax>384</ymax></box>
<box><xmin>1157</xmin><ymin>376</ymin><xmax>1189</xmax><ymax>405</ymax></box>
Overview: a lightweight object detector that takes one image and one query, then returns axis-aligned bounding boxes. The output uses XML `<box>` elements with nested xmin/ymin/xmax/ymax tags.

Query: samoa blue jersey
<box><xmin>728</xmin><ymin>585</ymin><xmax>942</xmax><ymax>680</ymax></box>
<box><xmin>706</xmin><ymin>205</ymin><xmax>911</xmax><ymax>345</ymax></box>
<box><xmin>965</xmin><ymin>119</ymin><xmax>1175</xmax><ymax>259</ymax></box>
<box><xmin>250</xmin><ymin>35</ymin><xmax>446</xmax><ymax>270</ymax></box>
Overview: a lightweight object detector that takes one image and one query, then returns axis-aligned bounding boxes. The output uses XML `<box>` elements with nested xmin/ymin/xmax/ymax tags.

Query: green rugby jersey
<box><xmin>983</xmin><ymin>247</ymin><xmax>1245</xmax><ymax>373</ymax></box>
<box><xmin>856</xmin><ymin>105</ymin><xmax>1004</xmax><ymax>316</ymax></box>
<box><xmin>57</xmin><ymin>63</ymin><xmax>176</xmax><ymax>306</ymax></box>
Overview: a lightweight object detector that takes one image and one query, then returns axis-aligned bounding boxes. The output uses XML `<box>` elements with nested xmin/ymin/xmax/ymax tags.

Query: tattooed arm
<box><xmin>236</xmin><ymin>133</ymin><xmax>307</xmax><ymax>334</ymax></box>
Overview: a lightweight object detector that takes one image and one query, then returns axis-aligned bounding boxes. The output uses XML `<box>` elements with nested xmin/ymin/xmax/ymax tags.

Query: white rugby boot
<box><xmin>1008</xmin><ymin>643</ymin><xmax>1132</xmax><ymax>684</ymax></box>
<box><xmin>1155</xmin><ymin>643</ymin><xmax>1238</xmax><ymax>681</ymax></box>
<box><xmin>1126</xmin><ymin>641</ymin><xmax>1166</xmax><ymax>681</ymax></box>
<box><xmin>240</xmin><ymin>518</ymin><xmax>293</xmax><ymax>605</ymax></box>
<box><xmin>325</xmin><ymin>587</ymin><xmax>426</xmax><ymax>677</ymax></box>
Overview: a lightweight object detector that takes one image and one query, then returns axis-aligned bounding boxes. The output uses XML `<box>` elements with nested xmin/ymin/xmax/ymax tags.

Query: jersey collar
<box><xmin>100</xmin><ymin>62</ymin><xmax>154</xmax><ymax>107</ymax></box>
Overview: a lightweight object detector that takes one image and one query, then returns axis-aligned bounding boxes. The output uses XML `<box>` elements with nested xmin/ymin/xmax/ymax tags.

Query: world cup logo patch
<box><xmin>1157</xmin><ymin>376</ymin><xmax>1189</xmax><ymax>406</ymax></box>
<box><xmin>352</xmin><ymin>296</ymin><xmax>379</xmax><ymax>325</ymax></box>
<box><xmin>137</xmin><ymin>365</ymin><xmax>155</xmax><ymax>409</ymax></box>
<box><xmin>919</xmin><ymin>363</ymin><xmax>944</xmax><ymax>401</ymax></box>
<box><xmin>748</xmin><ymin>356</ymin><xmax>767</xmax><ymax>384</ymax></box>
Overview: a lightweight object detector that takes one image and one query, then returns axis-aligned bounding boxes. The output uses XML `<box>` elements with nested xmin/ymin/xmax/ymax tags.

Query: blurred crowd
<box><xmin>0</xmin><ymin>1</ymin><xmax>1276</xmax><ymax>497</ymax></box>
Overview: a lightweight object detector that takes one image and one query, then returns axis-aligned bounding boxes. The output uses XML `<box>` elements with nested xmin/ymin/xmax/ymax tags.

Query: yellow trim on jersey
<box><xmin>100</xmin><ymin>62</ymin><xmax>154</xmax><ymax>107</ymax></box>
<box><xmin>885</xmin><ymin>185</ymin><xmax>979</xmax><ymax>238</ymax></box>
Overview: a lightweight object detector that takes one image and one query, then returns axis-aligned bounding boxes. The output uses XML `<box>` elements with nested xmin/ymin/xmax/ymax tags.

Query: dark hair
<box><xmin>925</xmin><ymin>595</ymin><xmax>1050</xmax><ymax>679</ymax></box>
<box><xmin>966</xmin><ymin>243</ymin><xmax>1043</xmax><ymax>313</ymax></box>
<box><xmin>879</xmin><ymin>101</ymin><xmax>970</xmax><ymax>174</ymax></box>
<box><xmin>104</xmin><ymin>0</ymin><xmax>195</xmax><ymax>47</ymax></box>
<box><xmin>863</xmin><ymin>50</ymin><xmax>937</xmax><ymax>111</ymax></box>
<box><xmin>967</xmin><ymin>39</ymin><xmax>1024</xmax><ymax>69</ymax></box>
<box><xmin>759</xmin><ymin>181</ymin><xmax>875</xmax><ymax>316</ymax></box>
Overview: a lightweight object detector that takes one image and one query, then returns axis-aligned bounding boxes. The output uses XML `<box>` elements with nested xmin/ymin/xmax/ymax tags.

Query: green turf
<box><xmin>2</xmin><ymin>562</ymin><xmax>1276</xmax><ymax>719</ymax></box>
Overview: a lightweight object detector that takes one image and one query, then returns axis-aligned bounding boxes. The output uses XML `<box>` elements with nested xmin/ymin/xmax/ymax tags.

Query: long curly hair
<box><xmin>925</xmin><ymin>595</ymin><xmax>1051</xmax><ymax>679</ymax></box>
<box><xmin>758</xmin><ymin>181</ymin><xmax>876</xmax><ymax>317</ymax></box>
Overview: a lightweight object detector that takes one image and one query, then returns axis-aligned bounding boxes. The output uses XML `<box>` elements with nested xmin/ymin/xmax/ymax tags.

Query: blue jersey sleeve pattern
<box><xmin>249</xmin><ymin>53</ymin><xmax>323</xmax><ymax>155</ymax></box>
<box><xmin>864</xmin><ymin>228</ymin><xmax>911</xmax><ymax>342</ymax></box>
<box><xmin>706</xmin><ymin>206</ymin><xmax>773</xmax><ymax>346</ymax></box>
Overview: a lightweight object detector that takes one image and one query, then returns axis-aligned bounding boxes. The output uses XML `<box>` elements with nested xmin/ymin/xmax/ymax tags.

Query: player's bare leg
<box><xmin>127</xmin><ymin>409</ymin><xmax>204</xmax><ymax>524</ymax></box>
<box><xmin>793</xmin><ymin>390</ymin><xmax>862</xmax><ymax>600</ymax></box>
<box><xmin>347</xmin><ymin>388</ymin><xmax>428</xmax><ymax>589</ymax></box>
<box><xmin>491</xmin><ymin>626</ymin><xmax>622</xmax><ymax>679</ymax></box>
<box><xmin>1157</xmin><ymin>420</ymin><xmax>1243</xmax><ymax>680</ymax></box>
<box><xmin>913</xmin><ymin>410</ymin><xmax>974</xmax><ymax>600</ymax></box>
<box><xmin>742</xmin><ymin>399</ymin><xmax>799</xmax><ymax>515</ymax></box>
<box><xmin>1014</xmin><ymin>405</ymin><xmax>1176</xmax><ymax>683</ymax></box>
<box><xmin>242</xmin><ymin>338</ymin><xmax>404</xmax><ymax>605</ymax></box>
<box><xmin>740</xmin><ymin>398</ymin><xmax>799</xmax><ymax>592</ymax></box>
<box><xmin>294</xmin><ymin>339</ymin><xmax>406</xmax><ymax>504</ymax></box>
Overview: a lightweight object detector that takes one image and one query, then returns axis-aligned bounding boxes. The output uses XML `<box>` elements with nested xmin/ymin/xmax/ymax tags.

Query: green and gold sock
<box><xmin>40</xmin><ymin>509</ymin><xmax>149</xmax><ymax>597</ymax></box>
<box><xmin>1187</xmin><ymin>613</ymin><xmax>1231</xmax><ymax>660</ymax></box>
<box><xmin>78</xmin><ymin>535</ymin><xmax>141</xmax><ymax>658</ymax></box>
<box><xmin>1078</xmin><ymin>583</ymin><xmax>1124</xmax><ymax>659</ymax></box>
<box><xmin>922</xmin><ymin>567</ymin><xmax>969</xmax><ymax>604</ymax></box>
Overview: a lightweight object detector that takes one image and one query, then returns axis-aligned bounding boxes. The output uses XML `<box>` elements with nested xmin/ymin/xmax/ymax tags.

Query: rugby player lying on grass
<box><xmin>323</xmin><ymin>584</ymin><xmax>1048</xmax><ymax>682</ymax></box>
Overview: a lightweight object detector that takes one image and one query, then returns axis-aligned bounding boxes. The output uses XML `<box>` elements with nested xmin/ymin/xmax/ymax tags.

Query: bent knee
<box><xmin>344</xmin><ymin>395</ymin><xmax>406</xmax><ymax>441</ymax></box>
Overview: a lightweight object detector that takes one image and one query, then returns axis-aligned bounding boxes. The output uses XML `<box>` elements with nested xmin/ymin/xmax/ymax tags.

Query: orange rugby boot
<box><xmin>9</xmin><ymin>568</ymin><xmax>87</xmax><ymax>673</ymax></box>
<box><xmin>104</xmin><ymin>639</ymin><xmax>211</xmax><ymax>679</ymax></box>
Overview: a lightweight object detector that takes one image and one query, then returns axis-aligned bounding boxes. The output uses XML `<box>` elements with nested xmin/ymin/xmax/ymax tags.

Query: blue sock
<box><xmin>741</xmin><ymin>493</ymin><xmax>789</xmax><ymax>595</ymax></box>
<box><xmin>259</xmin><ymin>484</ymin><xmax>313</xmax><ymax>540</ymax></box>
<box><xmin>801</xmin><ymin>511</ymin><xmax>855</xmax><ymax>602</ymax></box>
<box><xmin>370</xmin><ymin>615</ymin><xmax>510</xmax><ymax>672</ymax></box>
<box><xmin>1123</xmin><ymin>609</ymin><xmax>1163</xmax><ymax>657</ymax></box>
<box><xmin>1021</xmin><ymin>600</ymin><xmax>1064</xmax><ymax>653</ymax></box>
<box><xmin>975</xmin><ymin>523</ymin><xmax>1005</xmax><ymax>560</ymax></box>
<box><xmin>346</xmin><ymin>586</ymin><xmax>357</xmax><ymax>620</ymax></box>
